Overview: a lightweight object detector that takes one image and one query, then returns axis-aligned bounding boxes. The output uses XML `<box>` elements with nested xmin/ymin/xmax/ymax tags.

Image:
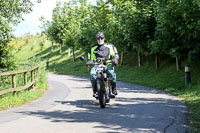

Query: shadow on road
<box><xmin>18</xmin><ymin>96</ymin><xmax>187</xmax><ymax>132</ymax></box>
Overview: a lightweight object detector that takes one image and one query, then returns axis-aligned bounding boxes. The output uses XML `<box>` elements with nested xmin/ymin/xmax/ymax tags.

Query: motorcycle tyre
<box><xmin>97</xmin><ymin>78</ymin><xmax>106</xmax><ymax>108</ymax></box>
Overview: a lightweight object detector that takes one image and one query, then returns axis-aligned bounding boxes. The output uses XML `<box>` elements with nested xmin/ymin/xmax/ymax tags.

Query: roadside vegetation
<box><xmin>0</xmin><ymin>35</ymin><xmax>48</xmax><ymax>110</ymax></box>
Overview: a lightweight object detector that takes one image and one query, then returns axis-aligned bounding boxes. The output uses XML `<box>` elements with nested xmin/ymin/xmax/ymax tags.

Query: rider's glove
<box><xmin>93</xmin><ymin>50</ymin><xmax>98</xmax><ymax>54</ymax></box>
<box><xmin>112</xmin><ymin>58</ymin><xmax>118</xmax><ymax>66</ymax></box>
<box><xmin>86</xmin><ymin>59</ymin><xmax>93</xmax><ymax>66</ymax></box>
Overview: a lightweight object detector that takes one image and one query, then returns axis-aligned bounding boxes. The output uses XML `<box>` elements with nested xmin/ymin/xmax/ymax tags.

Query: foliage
<box><xmin>39</xmin><ymin>41</ymin><xmax>45</xmax><ymax>50</ymax></box>
<box><xmin>152</xmin><ymin>0</ymin><xmax>200</xmax><ymax>60</ymax></box>
<box><xmin>9</xmin><ymin>36</ymin><xmax>30</xmax><ymax>53</ymax></box>
<box><xmin>40</xmin><ymin>0</ymin><xmax>200</xmax><ymax>63</ymax></box>
<box><xmin>0</xmin><ymin>0</ymin><xmax>34</xmax><ymax>69</ymax></box>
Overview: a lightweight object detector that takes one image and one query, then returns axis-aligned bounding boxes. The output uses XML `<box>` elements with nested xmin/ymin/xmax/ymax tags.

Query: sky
<box><xmin>12</xmin><ymin>0</ymin><xmax>96</xmax><ymax>37</ymax></box>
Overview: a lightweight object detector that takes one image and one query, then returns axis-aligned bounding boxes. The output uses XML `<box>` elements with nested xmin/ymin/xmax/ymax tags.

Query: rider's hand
<box><xmin>86</xmin><ymin>59</ymin><xmax>93</xmax><ymax>66</ymax></box>
<box><xmin>112</xmin><ymin>59</ymin><xmax>118</xmax><ymax>66</ymax></box>
<box><xmin>93</xmin><ymin>50</ymin><xmax>98</xmax><ymax>54</ymax></box>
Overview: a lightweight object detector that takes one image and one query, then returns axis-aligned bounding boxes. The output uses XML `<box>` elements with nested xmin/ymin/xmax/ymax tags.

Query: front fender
<box><xmin>97</xmin><ymin>73</ymin><xmax>102</xmax><ymax>79</ymax></box>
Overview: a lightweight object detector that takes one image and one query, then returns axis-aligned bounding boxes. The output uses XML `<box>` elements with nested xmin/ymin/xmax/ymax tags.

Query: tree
<box><xmin>152</xmin><ymin>0</ymin><xmax>200</xmax><ymax>70</ymax></box>
<box><xmin>0</xmin><ymin>0</ymin><xmax>34</xmax><ymax>69</ymax></box>
<box><xmin>107</xmin><ymin>0</ymin><xmax>133</xmax><ymax>66</ymax></box>
<box><xmin>129</xmin><ymin>0</ymin><xmax>156</xmax><ymax>67</ymax></box>
<box><xmin>78</xmin><ymin>1</ymin><xmax>97</xmax><ymax>57</ymax></box>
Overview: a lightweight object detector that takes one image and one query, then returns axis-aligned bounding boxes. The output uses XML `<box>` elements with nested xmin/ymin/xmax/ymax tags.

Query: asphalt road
<box><xmin>0</xmin><ymin>73</ymin><xmax>189</xmax><ymax>133</ymax></box>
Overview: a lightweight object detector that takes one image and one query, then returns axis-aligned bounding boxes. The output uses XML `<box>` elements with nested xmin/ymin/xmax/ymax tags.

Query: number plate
<box><xmin>95</xmin><ymin>65</ymin><xmax>104</xmax><ymax>71</ymax></box>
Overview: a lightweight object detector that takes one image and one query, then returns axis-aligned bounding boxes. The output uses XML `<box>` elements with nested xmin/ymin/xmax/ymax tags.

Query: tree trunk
<box><xmin>72</xmin><ymin>46</ymin><xmax>75</xmax><ymax>62</ymax></box>
<box><xmin>120</xmin><ymin>46</ymin><xmax>124</xmax><ymax>66</ymax></box>
<box><xmin>85</xmin><ymin>52</ymin><xmax>88</xmax><ymax>62</ymax></box>
<box><xmin>138</xmin><ymin>50</ymin><xmax>141</xmax><ymax>67</ymax></box>
<box><xmin>68</xmin><ymin>48</ymin><xmax>70</xmax><ymax>56</ymax></box>
<box><xmin>51</xmin><ymin>42</ymin><xmax>53</xmax><ymax>52</ymax></box>
<box><xmin>176</xmin><ymin>56</ymin><xmax>179</xmax><ymax>71</ymax></box>
<box><xmin>155</xmin><ymin>53</ymin><xmax>158</xmax><ymax>70</ymax></box>
<box><xmin>60</xmin><ymin>43</ymin><xmax>62</xmax><ymax>54</ymax></box>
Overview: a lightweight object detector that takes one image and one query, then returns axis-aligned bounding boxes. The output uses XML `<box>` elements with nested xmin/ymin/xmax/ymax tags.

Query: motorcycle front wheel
<box><xmin>97</xmin><ymin>78</ymin><xmax>106</xmax><ymax>108</ymax></box>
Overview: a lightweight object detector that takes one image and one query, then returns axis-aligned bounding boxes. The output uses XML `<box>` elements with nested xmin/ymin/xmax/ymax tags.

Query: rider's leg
<box><xmin>111</xmin><ymin>82</ymin><xmax>117</xmax><ymax>95</ymax></box>
<box><xmin>110</xmin><ymin>73</ymin><xmax>117</xmax><ymax>95</ymax></box>
<box><xmin>105</xmin><ymin>64</ymin><xmax>118</xmax><ymax>95</ymax></box>
<box><xmin>90</xmin><ymin>66</ymin><xmax>97</xmax><ymax>97</ymax></box>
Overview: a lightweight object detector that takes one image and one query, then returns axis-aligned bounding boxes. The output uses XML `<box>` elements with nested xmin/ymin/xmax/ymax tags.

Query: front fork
<box><xmin>103</xmin><ymin>73</ymin><xmax>111</xmax><ymax>99</ymax></box>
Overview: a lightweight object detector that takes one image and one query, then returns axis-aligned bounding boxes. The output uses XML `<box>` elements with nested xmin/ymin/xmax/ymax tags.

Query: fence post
<box><xmin>46</xmin><ymin>58</ymin><xmax>49</xmax><ymax>70</ymax></box>
<box><xmin>12</xmin><ymin>75</ymin><xmax>16</xmax><ymax>95</ymax></box>
<box><xmin>24</xmin><ymin>72</ymin><xmax>27</xmax><ymax>85</ymax></box>
<box><xmin>12</xmin><ymin>75</ymin><xmax>16</xmax><ymax>88</ymax></box>
<box><xmin>31</xmin><ymin>70</ymin><xmax>35</xmax><ymax>89</ymax></box>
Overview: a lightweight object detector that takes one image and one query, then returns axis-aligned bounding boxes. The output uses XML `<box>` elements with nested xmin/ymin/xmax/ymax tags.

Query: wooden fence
<box><xmin>0</xmin><ymin>65</ymin><xmax>40</xmax><ymax>96</ymax></box>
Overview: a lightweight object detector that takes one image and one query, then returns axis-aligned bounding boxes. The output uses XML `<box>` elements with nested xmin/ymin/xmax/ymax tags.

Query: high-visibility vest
<box><xmin>88</xmin><ymin>45</ymin><xmax>98</xmax><ymax>60</ymax></box>
<box><xmin>104</xmin><ymin>44</ymin><xmax>115</xmax><ymax>63</ymax></box>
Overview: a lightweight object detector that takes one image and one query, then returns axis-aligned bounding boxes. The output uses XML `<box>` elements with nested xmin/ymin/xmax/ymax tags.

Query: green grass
<box><xmin>0</xmin><ymin>89</ymin><xmax>45</xmax><ymax>110</ymax></box>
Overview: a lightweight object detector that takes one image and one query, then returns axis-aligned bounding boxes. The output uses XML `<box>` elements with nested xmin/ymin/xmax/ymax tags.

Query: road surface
<box><xmin>0</xmin><ymin>73</ymin><xmax>189</xmax><ymax>133</ymax></box>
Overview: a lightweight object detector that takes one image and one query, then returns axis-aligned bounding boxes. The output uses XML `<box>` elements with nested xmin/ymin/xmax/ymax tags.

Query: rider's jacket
<box><xmin>88</xmin><ymin>43</ymin><xmax>119</xmax><ymax>64</ymax></box>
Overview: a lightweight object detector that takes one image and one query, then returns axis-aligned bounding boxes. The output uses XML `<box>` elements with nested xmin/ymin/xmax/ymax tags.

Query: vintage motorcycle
<box><xmin>80</xmin><ymin>56</ymin><xmax>115</xmax><ymax>108</ymax></box>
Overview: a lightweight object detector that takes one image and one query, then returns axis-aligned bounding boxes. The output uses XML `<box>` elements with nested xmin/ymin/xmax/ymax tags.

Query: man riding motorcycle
<box><xmin>87</xmin><ymin>32</ymin><xmax>119</xmax><ymax>98</ymax></box>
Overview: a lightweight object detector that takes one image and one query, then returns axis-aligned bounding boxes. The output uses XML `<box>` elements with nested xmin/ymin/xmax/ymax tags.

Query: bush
<box><xmin>39</xmin><ymin>41</ymin><xmax>45</xmax><ymax>50</ymax></box>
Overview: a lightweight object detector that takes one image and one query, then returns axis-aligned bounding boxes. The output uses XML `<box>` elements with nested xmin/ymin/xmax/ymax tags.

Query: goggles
<box><xmin>97</xmin><ymin>37</ymin><xmax>104</xmax><ymax>40</ymax></box>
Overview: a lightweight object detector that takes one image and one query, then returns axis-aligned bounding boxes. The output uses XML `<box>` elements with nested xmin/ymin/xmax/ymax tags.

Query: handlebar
<box><xmin>86</xmin><ymin>57</ymin><xmax>107</xmax><ymax>66</ymax></box>
<box><xmin>94</xmin><ymin>57</ymin><xmax>106</xmax><ymax>64</ymax></box>
<box><xmin>80</xmin><ymin>56</ymin><xmax>107</xmax><ymax>66</ymax></box>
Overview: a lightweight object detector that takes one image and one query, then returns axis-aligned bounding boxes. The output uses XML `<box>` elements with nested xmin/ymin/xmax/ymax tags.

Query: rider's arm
<box><xmin>111</xmin><ymin>44</ymin><xmax>119</xmax><ymax>60</ymax></box>
<box><xmin>110</xmin><ymin>44</ymin><xmax>119</xmax><ymax>66</ymax></box>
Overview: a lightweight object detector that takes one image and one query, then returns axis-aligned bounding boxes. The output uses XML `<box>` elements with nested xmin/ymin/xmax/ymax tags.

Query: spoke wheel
<box><xmin>97</xmin><ymin>78</ymin><xmax>106</xmax><ymax>108</ymax></box>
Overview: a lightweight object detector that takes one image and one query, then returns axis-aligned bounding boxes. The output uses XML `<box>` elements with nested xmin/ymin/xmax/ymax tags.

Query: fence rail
<box><xmin>0</xmin><ymin>65</ymin><xmax>40</xmax><ymax>96</ymax></box>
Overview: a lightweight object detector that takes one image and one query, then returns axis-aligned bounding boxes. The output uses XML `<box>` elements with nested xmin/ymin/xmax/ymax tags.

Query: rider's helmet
<box><xmin>96</xmin><ymin>32</ymin><xmax>105</xmax><ymax>45</ymax></box>
<box><xmin>96</xmin><ymin>32</ymin><xmax>105</xmax><ymax>38</ymax></box>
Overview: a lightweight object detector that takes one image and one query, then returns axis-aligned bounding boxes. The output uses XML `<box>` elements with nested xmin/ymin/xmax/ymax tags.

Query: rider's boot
<box><xmin>93</xmin><ymin>92</ymin><xmax>98</xmax><ymax>98</ymax></box>
<box><xmin>112</xmin><ymin>82</ymin><xmax>118</xmax><ymax>95</ymax></box>
<box><xmin>92</xmin><ymin>85</ymin><xmax>98</xmax><ymax>98</ymax></box>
